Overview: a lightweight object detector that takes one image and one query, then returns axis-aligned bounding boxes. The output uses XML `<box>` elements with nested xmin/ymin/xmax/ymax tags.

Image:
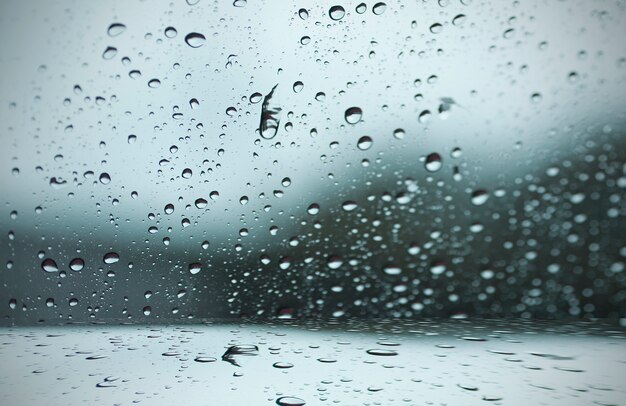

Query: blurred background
<box><xmin>1</xmin><ymin>0</ymin><xmax>625</xmax><ymax>324</ymax></box>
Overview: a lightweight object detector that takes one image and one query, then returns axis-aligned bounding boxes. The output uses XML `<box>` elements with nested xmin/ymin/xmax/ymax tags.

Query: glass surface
<box><xmin>0</xmin><ymin>0</ymin><xmax>625</xmax><ymax>404</ymax></box>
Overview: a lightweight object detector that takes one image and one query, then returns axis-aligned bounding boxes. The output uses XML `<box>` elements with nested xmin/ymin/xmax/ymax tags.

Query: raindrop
<box><xmin>99</xmin><ymin>172</ymin><xmax>111</xmax><ymax>184</ymax></box>
<box><xmin>107</xmin><ymin>23</ymin><xmax>126</xmax><ymax>37</ymax></box>
<box><xmin>222</xmin><ymin>345</ymin><xmax>259</xmax><ymax>366</ymax></box>
<box><xmin>148</xmin><ymin>79</ymin><xmax>161</xmax><ymax>88</ymax></box>
<box><xmin>298</xmin><ymin>8</ymin><xmax>309</xmax><ymax>20</ymax></box>
<box><xmin>273</xmin><ymin>362</ymin><xmax>294</xmax><ymax>369</ymax></box>
<box><xmin>42</xmin><ymin>259</ymin><xmax>58</xmax><ymax>273</ymax></box>
<box><xmin>372</xmin><ymin>2</ymin><xmax>387</xmax><ymax>15</ymax></box>
<box><xmin>69</xmin><ymin>258</ymin><xmax>84</xmax><ymax>271</ymax></box>
<box><xmin>164</xmin><ymin>26</ymin><xmax>177</xmax><ymax>38</ymax></box>
<box><xmin>366</xmin><ymin>349</ymin><xmax>398</xmax><ymax>356</ymax></box>
<box><xmin>424</xmin><ymin>153</ymin><xmax>443</xmax><ymax>172</ymax></box>
<box><xmin>470</xmin><ymin>190</ymin><xmax>489</xmax><ymax>206</ymax></box>
<box><xmin>185</xmin><ymin>32</ymin><xmax>206</xmax><ymax>48</ymax></box>
<box><xmin>276</xmin><ymin>397</ymin><xmax>306</xmax><ymax>406</ymax></box>
<box><xmin>342</xmin><ymin>201</ymin><xmax>358</xmax><ymax>211</ymax></box>
<box><xmin>329</xmin><ymin>6</ymin><xmax>346</xmax><ymax>21</ymax></box>
<box><xmin>102</xmin><ymin>47</ymin><xmax>118</xmax><ymax>60</ymax></box>
<box><xmin>189</xmin><ymin>263</ymin><xmax>202</xmax><ymax>275</ymax></box>
<box><xmin>259</xmin><ymin>84</ymin><xmax>282</xmax><ymax>139</ymax></box>
<box><xmin>103</xmin><ymin>252</ymin><xmax>120</xmax><ymax>264</ymax></box>
<box><xmin>307</xmin><ymin>203</ymin><xmax>320</xmax><ymax>215</ymax></box>
<box><xmin>356</xmin><ymin>135</ymin><xmax>372</xmax><ymax>150</ymax></box>
<box><xmin>344</xmin><ymin>107</ymin><xmax>362</xmax><ymax>124</ymax></box>
<box><xmin>195</xmin><ymin>198</ymin><xmax>208</xmax><ymax>209</ymax></box>
<box><xmin>327</xmin><ymin>256</ymin><xmax>343</xmax><ymax>269</ymax></box>
<box><xmin>356</xmin><ymin>3</ymin><xmax>367</xmax><ymax>14</ymax></box>
<box><xmin>430</xmin><ymin>23</ymin><xmax>443</xmax><ymax>33</ymax></box>
<box><xmin>194</xmin><ymin>356</ymin><xmax>217</xmax><ymax>363</ymax></box>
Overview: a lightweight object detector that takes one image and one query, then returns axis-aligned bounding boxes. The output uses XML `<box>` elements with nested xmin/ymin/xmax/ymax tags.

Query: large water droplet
<box><xmin>356</xmin><ymin>135</ymin><xmax>372</xmax><ymax>150</ymax></box>
<box><xmin>103</xmin><ymin>252</ymin><xmax>120</xmax><ymax>264</ymax></box>
<box><xmin>189</xmin><ymin>263</ymin><xmax>202</xmax><ymax>275</ymax></box>
<box><xmin>42</xmin><ymin>259</ymin><xmax>58</xmax><ymax>273</ymax></box>
<box><xmin>329</xmin><ymin>6</ymin><xmax>346</xmax><ymax>21</ymax></box>
<box><xmin>372</xmin><ymin>2</ymin><xmax>387</xmax><ymax>15</ymax></box>
<box><xmin>259</xmin><ymin>84</ymin><xmax>282</xmax><ymax>139</ymax></box>
<box><xmin>69</xmin><ymin>258</ymin><xmax>84</xmax><ymax>271</ymax></box>
<box><xmin>276</xmin><ymin>397</ymin><xmax>306</xmax><ymax>406</ymax></box>
<box><xmin>107</xmin><ymin>23</ymin><xmax>126</xmax><ymax>37</ymax></box>
<box><xmin>470</xmin><ymin>189</ymin><xmax>489</xmax><ymax>206</ymax></box>
<box><xmin>185</xmin><ymin>32</ymin><xmax>206</xmax><ymax>48</ymax></box>
<box><xmin>424</xmin><ymin>153</ymin><xmax>443</xmax><ymax>172</ymax></box>
<box><xmin>344</xmin><ymin>107</ymin><xmax>362</xmax><ymax>124</ymax></box>
<box><xmin>222</xmin><ymin>345</ymin><xmax>259</xmax><ymax>366</ymax></box>
<box><xmin>102</xmin><ymin>47</ymin><xmax>118</xmax><ymax>60</ymax></box>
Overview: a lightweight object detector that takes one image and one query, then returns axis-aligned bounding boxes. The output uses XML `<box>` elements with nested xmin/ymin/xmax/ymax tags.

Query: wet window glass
<box><xmin>1</xmin><ymin>1</ymin><xmax>625</xmax><ymax>405</ymax></box>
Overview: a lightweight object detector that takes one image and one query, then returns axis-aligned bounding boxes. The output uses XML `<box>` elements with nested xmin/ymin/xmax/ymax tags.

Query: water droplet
<box><xmin>366</xmin><ymin>349</ymin><xmax>398</xmax><ymax>356</ymax></box>
<box><xmin>372</xmin><ymin>2</ymin><xmax>387</xmax><ymax>15</ymax></box>
<box><xmin>222</xmin><ymin>345</ymin><xmax>259</xmax><ymax>366</ymax></box>
<box><xmin>307</xmin><ymin>203</ymin><xmax>320</xmax><ymax>215</ymax></box>
<box><xmin>357</xmin><ymin>136</ymin><xmax>372</xmax><ymax>150</ymax></box>
<box><xmin>259</xmin><ymin>84</ymin><xmax>282</xmax><ymax>139</ymax></box>
<box><xmin>99</xmin><ymin>172</ymin><xmax>111</xmax><ymax>184</ymax></box>
<box><xmin>148</xmin><ymin>79</ymin><xmax>161</xmax><ymax>88</ymax></box>
<box><xmin>424</xmin><ymin>153</ymin><xmax>443</xmax><ymax>172</ymax></box>
<box><xmin>69</xmin><ymin>258</ymin><xmax>84</xmax><ymax>271</ymax></box>
<box><xmin>327</xmin><ymin>256</ymin><xmax>343</xmax><ymax>269</ymax></box>
<box><xmin>107</xmin><ymin>23</ymin><xmax>126</xmax><ymax>37</ymax></box>
<box><xmin>430</xmin><ymin>23</ymin><xmax>443</xmax><ymax>33</ymax></box>
<box><xmin>293</xmin><ymin>81</ymin><xmax>304</xmax><ymax>93</ymax></box>
<box><xmin>195</xmin><ymin>198</ymin><xmax>208</xmax><ymax>209</ymax></box>
<box><xmin>102</xmin><ymin>47</ymin><xmax>118</xmax><ymax>60</ymax></box>
<box><xmin>342</xmin><ymin>201</ymin><xmax>358</xmax><ymax>211</ymax></box>
<box><xmin>189</xmin><ymin>263</ymin><xmax>202</xmax><ymax>275</ymax></box>
<box><xmin>329</xmin><ymin>6</ymin><xmax>345</xmax><ymax>21</ymax></box>
<box><xmin>298</xmin><ymin>8</ymin><xmax>309</xmax><ymax>20</ymax></box>
<box><xmin>384</xmin><ymin>265</ymin><xmax>402</xmax><ymax>275</ymax></box>
<box><xmin>276</xmin><ymin>397</ymin><xmax>306</xmax><ymax>406</ymax></box>
<box><xmin>273</xmin><ymin>362</ymin><xmax>294</xmax><ymax>369</ymax></box>
<box><xmin>356</xmin><ymin>3</ymin><xmax>367</xmax><ymax>14</ymax></box>
<box><xmin>470</xmin><ymin>189</ymin><xmax>489</xmax><ymax>206</ymax></box>
<box><xmin>430</xmin><ymin>262</ymin><xmax>446</xmax><ymax>275</ymax></box>
<box><xmin>143</xmin><ymin>306</ymin><xmax>151</xmax><ymax>316</ymax></box>
<box><xmin>194</xmin><ymin>356</ymin><xmax>217</xmax><ymax>363</ymax></box>
<box><xmin>103</xmin><ymin>252</ymin><xmax>119</xmax><ymax>264</ymax></box>
<box><xmin>164</xmin><ymin>26</ymin><xmax>178</xmax><ymax>38</ymax></box>
<box><xmin>42</xmin><ymin>259</ymin><xmax>58</xmax><ymax>273</ymax></box>
<box><xmin>452</xmin><ymin>14</ymin><xmax>466</xmax><ymax>26</ymax></box>
<box><xmin>344</xmin><ymin>107</ymin><xmax>362</xmax><ymax>124</ymax></box>
<box><xmin>185</xmin><ymin>32</ymin><xmax>206</xmax><ymax>48</ymax></box>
